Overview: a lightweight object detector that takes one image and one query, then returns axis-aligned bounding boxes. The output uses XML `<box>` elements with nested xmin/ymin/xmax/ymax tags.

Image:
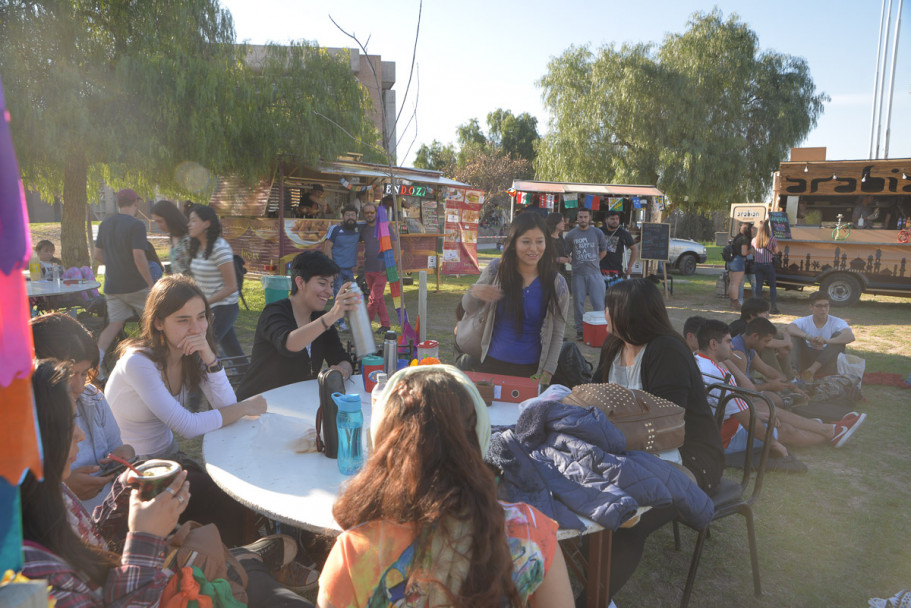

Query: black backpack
<box><xmin>721</xmin><ymin>243</ymin><xmax>736</xmax><ymax>262</ymax></box>
<box><xmin>549</xmin><ymin>342</ymin><xmax>593</xmax><ymax>388</ymax></box>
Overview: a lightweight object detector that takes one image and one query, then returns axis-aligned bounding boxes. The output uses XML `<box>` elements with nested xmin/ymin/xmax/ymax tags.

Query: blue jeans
<box><xmin>333</xmin><ymin>267</ymin><xmax>355</xmax><ymax>297</ymax></box>
<box><xmin>211</xmin><ymin>302</ymin><xmax>245</xmax><ymax>358</ymax></box>
<box><xmin>753</xmin><ymin>262</ymin><xmax>777</xmax><ymax>308</ymax></box>
<box><xmin>571</xmin><ymin>272</ymin><xmax>606</xmax><ymax>333</ymax></box>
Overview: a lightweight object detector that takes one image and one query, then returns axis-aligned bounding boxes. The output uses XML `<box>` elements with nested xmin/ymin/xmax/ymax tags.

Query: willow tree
<box><xmin>536</xmin><ymin>9</ymin><xmax>827</xmax><ymax>211</ymax></box>
<box><xmin>0</xmin><ymin>0</ymin><xmax>378</xmax><ymax>265</ymax></box>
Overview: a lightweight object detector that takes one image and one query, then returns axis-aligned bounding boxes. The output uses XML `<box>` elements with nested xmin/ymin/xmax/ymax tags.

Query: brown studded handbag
<box><xmin>562</xmin><ymin>383</ymin><xmax>685</xmax><ymax>453</ymax></box>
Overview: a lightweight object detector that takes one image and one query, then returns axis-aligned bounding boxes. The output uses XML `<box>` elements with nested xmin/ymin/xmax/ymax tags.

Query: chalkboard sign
<box><xmin>639</xmin><ymin>222</ymin><xmax>671</xmax><ymax>261</ymax></box>
<box><xmin>768</xmin><ymin>211</ymin><xmax>792</xmax><ymax>240</ymax></box>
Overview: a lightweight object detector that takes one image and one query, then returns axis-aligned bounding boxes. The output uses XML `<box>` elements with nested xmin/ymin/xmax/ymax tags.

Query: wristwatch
<box><xmin>206</xmin><ymin>359</ymin><xmax>223</xmax><ymax>373</ymax></box>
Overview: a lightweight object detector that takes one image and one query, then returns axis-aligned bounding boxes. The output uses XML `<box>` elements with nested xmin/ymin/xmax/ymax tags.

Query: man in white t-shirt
<box><xmin>786</xmin><ymin>291</ymin><xmax>855</xmax><ymax>380</ymax></box>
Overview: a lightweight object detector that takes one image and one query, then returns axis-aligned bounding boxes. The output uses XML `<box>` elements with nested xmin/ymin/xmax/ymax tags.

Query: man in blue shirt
<box><xmin>324</xmin><ymin>204</ymin><xmax>362</xmax><ymax>331</ymax></box>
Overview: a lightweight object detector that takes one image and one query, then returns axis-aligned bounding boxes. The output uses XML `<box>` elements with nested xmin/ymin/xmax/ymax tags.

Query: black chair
<box><xmin>676</xmin><ymin>384</ymin><xmax>776</xmax><ymax>608</ymax></box>
<box><xmin>221</xmin><ymin>354</ymin><xmax>251</xmax><ymax>391</ymax></box>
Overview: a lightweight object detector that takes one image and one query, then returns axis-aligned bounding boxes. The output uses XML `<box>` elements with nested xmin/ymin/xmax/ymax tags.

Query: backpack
<box><xmin>549</xmin><ymin>342</ymin><xmax>593</xmax><ymax>388</ymax></box>
<box><xmin>721</xmin><ymin>243</ymin><xmax>736</xmax><ymax>262</ymax></box>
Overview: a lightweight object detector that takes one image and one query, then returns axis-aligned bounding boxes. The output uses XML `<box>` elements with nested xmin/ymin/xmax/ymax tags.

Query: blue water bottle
<box><xmin>331</xmin><ymin>392</ymin><xmax>364</xmax><ymax>475</ymax></box>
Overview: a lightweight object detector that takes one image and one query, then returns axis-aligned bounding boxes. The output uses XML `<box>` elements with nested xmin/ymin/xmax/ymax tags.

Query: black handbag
<box><xmin>315</xmin><ymin>368</ymin><xmax>345</xmax><ymax>458</ymax></box>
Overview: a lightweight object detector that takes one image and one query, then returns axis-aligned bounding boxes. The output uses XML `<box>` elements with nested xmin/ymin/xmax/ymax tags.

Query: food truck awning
<box><xmin>318</xmin><ymin>160</ymin><xmax>471</xmax><ymax>188</ymax></box>
<box><xmin>511</xmin><ymin>180</ymin><xmax>664</xmax><ymax>197</ymax></box>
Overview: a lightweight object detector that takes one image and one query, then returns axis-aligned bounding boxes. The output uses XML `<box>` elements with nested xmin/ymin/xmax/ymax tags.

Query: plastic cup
<box><xmin>127</xmin><ymin>459</ymin><xmax>182</xmax><ymax>500</ymax></box>
<box><xmin>362</xmin><ymin>355</ymin><xmax>384</xmax><ymax>393</ymax></box>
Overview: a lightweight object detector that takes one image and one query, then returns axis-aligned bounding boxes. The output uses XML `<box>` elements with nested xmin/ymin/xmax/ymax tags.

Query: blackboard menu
<box><xmin>639</xmin><ymin>222</ymin><xmax>671</xmax><ymax>261</ymax></box>
<box><xmin>768</xmin><ymin>211</ymin><xmax>792</xmax><ymax>240</ymax></box>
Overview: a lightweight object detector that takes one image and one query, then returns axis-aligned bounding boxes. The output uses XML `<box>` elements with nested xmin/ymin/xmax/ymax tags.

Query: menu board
<box><xmin>639</xmin><ymin>222</ymin><xmax>671</xmax><ymax>261</ymax></box>
<box><xmin>441</xmin><ymin>189</ymin><xmax>481</xmax><ymax>275</ymax></box>
<box><xmin>768</xmin><ymin>211</ymin><xmax>792</xmax><ymax>240</ymax></box>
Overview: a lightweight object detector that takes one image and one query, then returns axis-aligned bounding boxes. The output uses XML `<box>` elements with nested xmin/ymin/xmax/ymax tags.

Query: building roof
<box><xmin>511</xmin><ymin>180</ymin><xmax>664</xmax><ymax>197</ymax></box>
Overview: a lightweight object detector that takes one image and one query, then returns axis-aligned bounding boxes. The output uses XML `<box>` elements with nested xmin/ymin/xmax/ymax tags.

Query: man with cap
<box><xmin>94</xmin><ymin>188</ymin><xmax>155</xmax><ymax>370</ymax></box>
<box><xmin>297</xmin><ymin>184</ymin><xmax>327</xmax><ymax>218</ymax></box>
<box><xmin>600</xmin><ymin>210</ymin><xmax>638</xmax><ymax>278</ymax></box>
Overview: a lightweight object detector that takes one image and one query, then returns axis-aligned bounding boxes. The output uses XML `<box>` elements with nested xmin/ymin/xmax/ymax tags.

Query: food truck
<box><xmin>208</xmin><ymin>159</ymin><xmax>485</xmax><ymax>282</ymax></box>
<box><xmin>763</xmin><ymin>147</ymin><xmax>911</xmax><ymax>305</ymax></box>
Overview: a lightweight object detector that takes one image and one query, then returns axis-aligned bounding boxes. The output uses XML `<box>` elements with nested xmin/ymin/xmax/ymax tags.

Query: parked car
<box><xmin>630</xmin><ymin>238</ymin><xmax>707</xmax><ymax>276</ymax></box>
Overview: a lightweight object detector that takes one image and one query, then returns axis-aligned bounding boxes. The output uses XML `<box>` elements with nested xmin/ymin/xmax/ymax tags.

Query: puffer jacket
<box><xmin>487</xmin><ymin>399</ymin><xmax>714</xmax><ymax>531</ymax></box>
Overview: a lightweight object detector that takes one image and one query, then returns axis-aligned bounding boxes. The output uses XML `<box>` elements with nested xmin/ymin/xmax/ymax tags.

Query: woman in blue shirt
<box><xmin>460</xmin><ymin>213</ymin><xmax>570</xmax><ymax>385</ymax></box>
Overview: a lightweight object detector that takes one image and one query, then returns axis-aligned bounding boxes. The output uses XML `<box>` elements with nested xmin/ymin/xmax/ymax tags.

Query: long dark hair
<box><xmin>333</xmin><ymin>368</ymin><xmax>521</xmax><ymax>606</ymax></box>
<box><xmin>151</xmin><ymin>199</ymin><xmax>189</xmax><ymax>237</ymax></box>
<box><xmin>496</xmin><ymin>213</ymin><xmax>560</xmax><ymax>335</ymax></box>
<box><xmin>600</xmin><ymin>278</ymin><xmax>686</xmax><ymax>379</ymax></box>
<box><xmin>187</xmin><ymin>204</ymin><xmax>221</xmax><ymax>260</ymax></box>
<box><xmin>30</xmin><ymin>313</ymin><xmax>100</xmax><ymax>382</ymax></box>
<box><xmin>20</xmin><ymin>360</ymin><xmax>119</xmax><ymax>585</ymax></box>
<box><xmin>119</xmin><ymin>274</ymin><xmax>216</xmax><ymax>393</ymax></box>
<box><xmin>544</xmin><ymin>212</ymin><xmax>564</xmax><ymax>236</ymax></box>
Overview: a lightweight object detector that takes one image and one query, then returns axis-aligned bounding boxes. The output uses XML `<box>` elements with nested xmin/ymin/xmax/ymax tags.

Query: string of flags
<box><xmin>509</xmin><ymin>190</ymin><xmax>659</xmax><ymax>214</ymax></box>
<box><xmin>339</xmin><ymin>177</ymin><xmax>371</xmax><ymax>193</ymax></box>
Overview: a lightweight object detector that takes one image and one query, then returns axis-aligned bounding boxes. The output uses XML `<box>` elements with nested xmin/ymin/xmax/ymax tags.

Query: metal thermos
<box><xmin>346</xmin><ymin>283</ymin><xmax>376</xmax><ymax>358</ymax></box>
<box><xmin>383</xmin><ymin>331</ymin><xmax>398</xmax><ymax>376</ymax></box>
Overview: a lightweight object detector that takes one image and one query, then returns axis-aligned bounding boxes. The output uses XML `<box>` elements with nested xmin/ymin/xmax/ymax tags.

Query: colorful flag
<box><xmin>591</xmin><ymin>196</ymin><xmax>601</xmax><ymax>211</ymax></box>
<box><xmin>563</xmin><ymin>193</ymin><xmax>578</xmax><ymax>208</ymax></box>
<box><xmin>584</xmin><ymin>195</ymin><xmax>593</xmax><ymax>209</ymax></box>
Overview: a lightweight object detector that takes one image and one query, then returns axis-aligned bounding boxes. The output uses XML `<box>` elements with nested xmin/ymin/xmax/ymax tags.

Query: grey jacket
<box><xmin>461</xmin><ymin>258</ymin><xmax>570</xmax><ymax>376</ymax></box>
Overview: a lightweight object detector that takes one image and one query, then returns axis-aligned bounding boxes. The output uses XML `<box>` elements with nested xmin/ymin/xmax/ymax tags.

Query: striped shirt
<box><xmin>751</xmin><ymin>235</ymin><xmax>777</xmax><ymax>264</ymax></box>
<box><xmin>189</xmin><ymin>237</ymin><xmax>238</xmax><ymax>306</ymax></box>
<box><xmin>695</xmin><ymin>353</ymin><xmax>749</xmax><ymax>448</ymax></box>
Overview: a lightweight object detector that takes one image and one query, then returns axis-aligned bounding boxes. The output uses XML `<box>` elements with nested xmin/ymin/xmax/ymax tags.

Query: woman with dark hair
<box><xmin>460</xmin><ymin>213</ymin><xmax>570</xmax><ymax>385</ymax></box>
<box><xmin>105</xmin><ymin>275</ymin><xmax>265</xmax><ymax>545</ymax></box>
<box><xmin>597</xmin><ymin>278</ymin><xmax>723</xmax><ymax>597</ymax></box>
<box><xmin>751</xmin><ymin>219</ymin><xmax>780</xmax><ymax>313</ymax></box>
<box><xmin>30</xmin><ymin>313</ymin><xmax>135</xmax><ymax>510</ymax></box>
<box><xmin>21</xmin><ymin>359</ymin><xmax>189</xmax><ymax>606</ymax></box>
<box><xmin>22</xmin><ymin>359</ymin><xmax>315</xmax><ymax>607</ymax></box>
<box><xmin>727</xmin><ymin>222</ymin><xmax>753</xmax><ymax>309</ymax></box>
<box><xmin>545</xmin><ymin>211</ymin><xmax>571</xmax><ymax>280</ymax></box>
<box><xmin>318</xmin><ymin>365</ymin><xmax>572</xmax><ymax>607</ymax></box>
<box><xmin>187</xmin><ymin>204</ymin><xmax>244</xmax><ymax>358</ymax></box>
<box><xmin>151</xmin><ymin>199</ymin><xmax>191</xmax><ymax>275</ymax></box>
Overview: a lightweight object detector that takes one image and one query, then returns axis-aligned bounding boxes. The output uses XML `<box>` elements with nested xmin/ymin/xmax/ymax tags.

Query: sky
<box><xmin>221</xmin><ymin>0</ymin><xmax>911</xmax><ymax>171</ymax></box>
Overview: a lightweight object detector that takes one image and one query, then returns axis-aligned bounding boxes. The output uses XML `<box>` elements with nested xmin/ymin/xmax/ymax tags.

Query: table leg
<box><xmin>585</xmin><ymin>529</ymin><xmax>614</xmax><ymax>608</ymax></box>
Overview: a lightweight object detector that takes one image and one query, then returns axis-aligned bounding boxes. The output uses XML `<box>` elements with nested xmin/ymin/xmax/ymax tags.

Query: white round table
<box><xmin>27</xmin><ymin>279</ymin><xmax>100</xmax><ymax>298</ymax></box>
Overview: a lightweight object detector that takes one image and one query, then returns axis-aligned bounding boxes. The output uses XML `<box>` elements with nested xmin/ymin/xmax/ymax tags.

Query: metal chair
<box><xmin>221</xmin><ymin>354</ymin><xmax>251</xmax><ymax>391</ymax></box>
<box><xmin>677</xmin><ymin>384</ymin><xmax>776</xmax><ymax>608</ymax></box>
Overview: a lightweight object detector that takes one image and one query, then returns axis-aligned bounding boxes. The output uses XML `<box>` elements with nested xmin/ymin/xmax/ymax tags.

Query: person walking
<box><xmin>359</xmin><ymin>202</ymin><xmax>392</xmax><ymax>334</ymax></box>
<box><xmin>94</xmin><ymin>188</ymin><xmax>155</xmax><ymax>371</ymax></box>
<box><xmin>564</xmin><ymin>209</ymin><xmax>608</xmax><ymax>340</ymax></box>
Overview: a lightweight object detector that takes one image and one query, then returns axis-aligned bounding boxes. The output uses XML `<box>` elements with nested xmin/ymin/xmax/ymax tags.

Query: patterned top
<box><xmin>170</xmin><ymin>235</ymin><xmax>192</xmax><ymax>276</ymax></box>
<box><xmin>695</xmin><ymin>354</ymin><xmax>749</xmax><ymax>448</ymax></box>
<box><xmin>751</xmin><ymin>235</ymin><xmax>778</xmax><ymax>264</ymax></box>
<box><xmin>22</xmin><ymin>532</ymin><xmax>171</xmax><ymax>608</ymax></box>
<box><xmin>318</xmin><ymin>501</ymin><xmax>558</xmax><ymax>607</ymax></box>
<box><xmin>189</xmin><ymin>237</ymin><xmax>238</xmax><ymax>306</ymax></box>
<box><xmin>63</xmin><ymin>483</ymin><xmax>108</xmax><ymax>550</ymax></box>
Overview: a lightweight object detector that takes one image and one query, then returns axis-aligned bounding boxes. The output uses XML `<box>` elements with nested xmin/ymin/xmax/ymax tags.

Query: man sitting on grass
<box><xmin>724</xmin><ymin>318</ymin><xmax>865</xmax><ymax>447</ymax></box>
<box><xmin>786</xmin><ymin>291</ymin><xmax>855</xmax><ymax>381</ymax></box>
<box><xmin>730</xmin><ymin>297</ymin><xmax>793</xmax><ymax>380</ymax></box>
<box><xmin>696</xmin><ymin>319</ymin><xmax>864</xmax><ymax>453</ymax></box>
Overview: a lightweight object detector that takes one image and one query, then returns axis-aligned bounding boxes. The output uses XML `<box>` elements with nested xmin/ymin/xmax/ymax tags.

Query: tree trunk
<box><xmin>62</xmin><ymin>153</ymin><xmax>90</xmax><ymax>267</ymax></box>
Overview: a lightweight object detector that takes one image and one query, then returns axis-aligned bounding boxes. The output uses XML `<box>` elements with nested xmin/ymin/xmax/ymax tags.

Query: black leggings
<box><xmin>181</xmin><ymin>467</ymin><xmax>251</xmax><ymax>547</ymax></box>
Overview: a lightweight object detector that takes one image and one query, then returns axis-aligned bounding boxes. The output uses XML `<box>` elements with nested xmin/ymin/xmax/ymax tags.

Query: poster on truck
<box><xmin>441</xmin><ymin>189</ymin><xmax>482</xmax><ymax>275</ymax></box>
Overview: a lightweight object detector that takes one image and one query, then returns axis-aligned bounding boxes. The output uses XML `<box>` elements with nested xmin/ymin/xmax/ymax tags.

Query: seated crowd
<box><xmin>21</xmin><ymin>204</ymin><xmax>869</xmax><ymax>607</ymax></box>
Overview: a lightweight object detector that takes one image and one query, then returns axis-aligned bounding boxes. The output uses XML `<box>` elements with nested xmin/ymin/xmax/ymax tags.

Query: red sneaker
<box><xmin>831</xmin><ymin>412</ymin><xmax>867</xmax><ymax>448</ymax></box>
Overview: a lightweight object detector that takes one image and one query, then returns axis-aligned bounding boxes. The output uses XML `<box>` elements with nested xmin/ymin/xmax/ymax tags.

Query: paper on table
<box><xmin>252</xmin><ymin>412</ymin><xmax>319</xmax><ymax>454</ymax></box>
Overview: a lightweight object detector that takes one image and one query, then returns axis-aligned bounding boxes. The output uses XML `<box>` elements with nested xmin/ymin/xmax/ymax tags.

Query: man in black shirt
<box><xmin>600</xmin><ymin>210</ymin><xmax>638</xmax><ymax>277</ymax></box>
<box><xmin>236</xmin><ymin>251</ymin><xmax>358</xmax><ymax>400</ymax></box>
<box><xmin>297</xmin><ymin>184</ymin><xmax>327</xmax><ymax>218</ymax></box>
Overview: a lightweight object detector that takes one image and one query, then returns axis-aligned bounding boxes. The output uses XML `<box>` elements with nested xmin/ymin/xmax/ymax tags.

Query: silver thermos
<box><xmin>383</xmin><ymin>330</ymin><xmax>398</xmax><ymax>376</ymax></box>
<box><xmin>346</xmin><ymin>283</ymin><xmax>376</xmax><ymax>358</ymax></box>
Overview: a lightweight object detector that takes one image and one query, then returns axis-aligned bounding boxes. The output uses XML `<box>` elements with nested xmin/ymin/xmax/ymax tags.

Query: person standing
<box><xmin>150</xmin><ymin>199</ymin><xmax>191</xmax><ymax>275</ymax></box>
<box><xmin>545</xmin><ymin>212</ymin><xmax>571</xmax><ymax>282</ymax></box>
<box><xmin>186</xmin><ymin>204</ymin><xmax>244</xmax><ymax>358</ymax></box>
<box><xmin>751</xmin><ymin>219</ymin><xmax>780</xmax><ymax>313</ymax></box>
<box><xmin>323</xmin><ymin>205</ymin><xmax>362</xmax><ymax>331</ymax></box>
<box><xmin>360</xmin><ymin>202</ymin><xmax>392</xmax><ymax>334</ymax></box>
<box><xmin>726</xmin><ymin>222</ymin><xmax>752</xmax><ymax>309</ymax></box>
<box><xmin>564</xmin><ymin>209</ymin><xmax>608</xmax><ymax>341</ymax></box>
<box><xmin>599</xmin><ymin>209</ymin><xmax>638</xmax><ymax>279</ymax></box>
<box><xmin>94</xmin><ymin>188</ymin><xmax>155</xmax><ymax>368</ymax></box>
<box><xmin>297</xmin><ymin>184</ymin><xmax>327</xmax><ymax>218</ymax></box>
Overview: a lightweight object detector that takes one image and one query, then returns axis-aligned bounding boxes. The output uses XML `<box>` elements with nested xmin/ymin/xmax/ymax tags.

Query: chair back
<box><xmin>706</xmin><ymin>383</ymin><xmax>777</xmax><ymax>506</ymax></box>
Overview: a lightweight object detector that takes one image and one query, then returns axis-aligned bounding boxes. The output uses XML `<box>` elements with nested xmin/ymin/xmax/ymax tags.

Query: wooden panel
<box><xmin>790</xmin><ymin>147</ymin><xmax>826</xmax><ymax>162</ymax></box>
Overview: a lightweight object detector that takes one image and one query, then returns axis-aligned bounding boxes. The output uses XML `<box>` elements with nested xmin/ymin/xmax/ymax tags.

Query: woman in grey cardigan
<box><xmin>460</xmin><ymin>213</ymin><xmax>570</xmax><ymax>385</ymax></box>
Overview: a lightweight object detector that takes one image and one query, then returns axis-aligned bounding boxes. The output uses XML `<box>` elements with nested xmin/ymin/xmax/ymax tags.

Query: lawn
<box><xmin>35</xmin><ymin>222</ymin><xmax>911</xmax><ymax>607</ymax></box>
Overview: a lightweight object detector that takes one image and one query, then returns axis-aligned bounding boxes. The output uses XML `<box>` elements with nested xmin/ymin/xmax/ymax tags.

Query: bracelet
<box><xmin>320</xmin><ymin>316</ymin><xmax>329</xmax><ymax>331</ymax></box>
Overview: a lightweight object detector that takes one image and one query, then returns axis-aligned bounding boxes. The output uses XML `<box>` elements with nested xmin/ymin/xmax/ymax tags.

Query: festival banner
<box><xmin>441</xmin><ymin>193</ymin><xmax>481</xmax><ymax>275</ymax></box>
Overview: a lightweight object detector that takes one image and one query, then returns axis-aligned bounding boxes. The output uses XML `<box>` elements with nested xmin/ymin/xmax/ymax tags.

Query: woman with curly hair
<box><xmin>187</xmin><ymin>204</ymin><xmax>243</xmax><ymax>357</ymax></box>
<box><xmin>318</xmin><ymin>365</ymin><xmax>572</xmax><ymax>607</ymax></box>
<box><xmin>459</xmin><ymin>213</ymin><xmax>570</xmax><ymax>385</ymax></box>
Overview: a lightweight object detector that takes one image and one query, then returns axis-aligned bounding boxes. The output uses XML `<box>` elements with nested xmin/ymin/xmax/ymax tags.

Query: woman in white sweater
<box><xmin>106</xmin><ymin>274</ymin><xmax>265</xmax><ymax>544</ymax></box>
